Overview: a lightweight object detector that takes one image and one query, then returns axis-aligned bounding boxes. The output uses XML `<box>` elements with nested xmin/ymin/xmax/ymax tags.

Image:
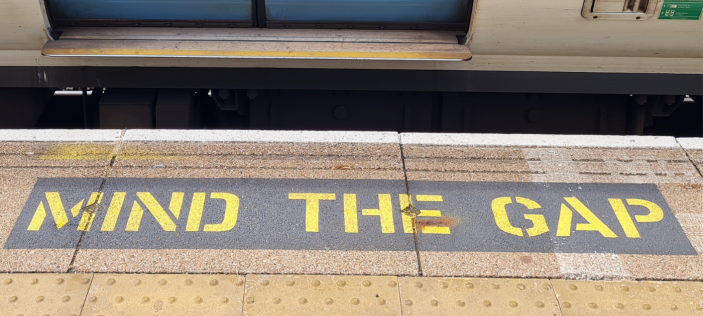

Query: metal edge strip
<box><xmin>41</xmin><ymin>48</ymin><xmax>472</xmax><ymax>61</ymax></box>
<box><xmin>38</xmin><ymin>0</ymin><xmax>59</xmax><ymax>40</ymax></box>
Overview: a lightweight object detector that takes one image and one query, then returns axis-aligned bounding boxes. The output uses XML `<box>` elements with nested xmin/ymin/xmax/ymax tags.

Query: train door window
<box><xmin>263</xmin><ymin>0</ymin><xmax>470</xmax><ymax>30</ymax></box>
<box><xmin>44</xmin><ymin>0</ymin><xmax>470</xmax><ymax>30</ymax></box>
<box><xmin>46</xmin><ymin>0</ymin><xmax>254</xmax><ymax>27</ymax></box>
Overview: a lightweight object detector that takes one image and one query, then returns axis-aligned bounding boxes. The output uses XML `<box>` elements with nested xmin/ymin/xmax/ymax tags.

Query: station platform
<box><xmin>0</xmin><ymin>130</ymin><xmax>702</xmax><ymax>315</ymax></box>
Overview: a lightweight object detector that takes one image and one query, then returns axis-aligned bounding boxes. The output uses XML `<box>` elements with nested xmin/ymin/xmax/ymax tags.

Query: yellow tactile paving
<box><xmin>242</xmin><ymin>274</ymin><xmax>402</xmax><ymax>316</ymax></box>
<box><xmin>552</xmin><ymin>279</ymin><xmax>703</xmax><ymax>315</ymax></box>
<box><xmin>1</xmin><ymin>273</ymin><xmax>703</xmax><ymax>315</ymax></box>
<box><xmin>80</xmin><ymin>274</ymin><xmax>245</xmax><ymax>316</ymax></box>
<box><xmin>398</xmin><ymin>277</ymin><xmax>560</xmax><ymax>316</ymax></box>
<box><xmin>0</xmin><ymin>273</ymin><xmax>92</xmax><ymax>316</ymax></box>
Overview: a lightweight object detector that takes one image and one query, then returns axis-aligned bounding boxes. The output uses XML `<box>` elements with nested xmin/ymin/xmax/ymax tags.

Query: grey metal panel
<box><xmin>0</xmin><ymin>67</ymin><xmax>701</xmax><ymax>95</ymax></box>
<box><xmin>41</xmin><ymin>39</ymin><xmax>472</xmax><ymax>61</ymax></box>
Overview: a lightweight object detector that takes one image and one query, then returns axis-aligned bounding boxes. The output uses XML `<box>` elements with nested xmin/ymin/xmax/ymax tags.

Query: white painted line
<box><xmin>54</xmin><ymin>90</ymin><xmax>93</xmax><ymax>96</ymax></box>
<box><xmin>677</xmin><ymin>138</ymin><xmax>703</xmax><ymax>150</ymax></box>
<box><xmin>123</xmin><ymin>130</ymin><xmax>400</xmax><ymax>144</ymax></box>
<box><xmin>401</xmin><ymin>133</ymin><xmax>680</xmax><ymax>148</ymax></box>
<box><xmin>0</xmin><ymin>130</ymin><xmax>122</xmax><ymax>142</ymax></box>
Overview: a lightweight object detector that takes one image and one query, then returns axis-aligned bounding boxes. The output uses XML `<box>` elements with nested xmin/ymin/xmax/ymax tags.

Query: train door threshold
<box><xmin>41</xmin><ymin>28</ymin><xmax>472</xmax><ymax>61</ymax></box>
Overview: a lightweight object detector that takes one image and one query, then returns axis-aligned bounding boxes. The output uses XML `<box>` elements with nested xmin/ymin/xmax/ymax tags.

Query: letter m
<box><xmin>27</xmin><ymin>192</ymin><xmax>103</xmax><ymax>231</ymax></box>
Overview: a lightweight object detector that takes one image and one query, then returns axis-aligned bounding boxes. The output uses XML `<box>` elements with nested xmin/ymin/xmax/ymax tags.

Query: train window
<box><xmin>44</xmin><ymin>0</ymin><xmax>470</xmax><ymax>30</ymax></box>
<box><xmin>47</xmin><ymin>0</ymin><xmax>254</xmax><ymax>27</ymax></box>
<box><xmin>264</xmin><ymin>0</ymin><xmax>469</xmax><ymax>30</ymax></box>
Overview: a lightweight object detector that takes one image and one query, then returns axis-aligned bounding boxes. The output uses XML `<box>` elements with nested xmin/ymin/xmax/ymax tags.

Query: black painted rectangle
<box><xmin>4</xmin><ymin>178</ymin><xmax>697</xmax><ymax>255</ymax></box>
<box><xmin>6</xmin><ymin>178</ymin><xmax>413</xmax><ymax>251</ymax></box>
<box><xmin>410</xmin><ymin>181</ymin><xmax>696</xmax><ymax>255</ymax></box>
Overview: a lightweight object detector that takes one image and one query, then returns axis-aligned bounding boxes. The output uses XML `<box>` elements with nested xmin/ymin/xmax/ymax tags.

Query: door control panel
<box><xmin>583</xmin><ymin>0</ymin><xmax>660</xmax><ymax>19</ymax></box>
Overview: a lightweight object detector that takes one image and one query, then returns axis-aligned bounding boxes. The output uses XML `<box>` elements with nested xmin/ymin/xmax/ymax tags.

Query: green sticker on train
<box><xmin>659</xmin><ymin>0</ymin><xmax>703</xmax><ymax>20</ymax></box>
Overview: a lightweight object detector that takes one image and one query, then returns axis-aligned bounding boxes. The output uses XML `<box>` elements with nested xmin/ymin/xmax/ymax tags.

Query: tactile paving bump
<box><xmin>398</xmin><ymin>277</ymin><xmax>560</xmax><ymax>316</ymax></box>
<box><xmin>243</xmin><ymin>274</ymin><xmax>402</xmax><ymax>316</ymax></box>
<box><xmin>81</xmin><ymin>274</ymin><xmax>245</xmax><ymax>316</ymax></box>
<box><xmin>552</xmin><ymin>279</ymin><xmax>703</xmax><ymax>315</ymax></box>
<box><xmin>1</xmin><ymin>273</ymin><xmax>92</xmax><ymax>316</ymax></box>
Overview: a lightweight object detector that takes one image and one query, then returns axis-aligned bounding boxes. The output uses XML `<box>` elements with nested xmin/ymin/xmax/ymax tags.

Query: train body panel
<box><xmin>0</xmin><ymin>0</ymin><xmax>48</xmax><ymax>50</ymax></box>
<box><xmin>0</xmin><ymin>0</ymin><xmax>701</xmax><ymax>91</ymax></box>
<box><xmin>469</xmin><ymin>0</ymin><xmax>703</xmax><ymax>58</ymax></box>
<box><xmin>1</xmin><ymin>0</ymin><xmax>701</xmax><ymax>62</ymax></box>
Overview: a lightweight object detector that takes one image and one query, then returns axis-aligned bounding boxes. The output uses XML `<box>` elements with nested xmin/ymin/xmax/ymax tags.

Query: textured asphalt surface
<box><xmin>410</xmin><ymin>181</ymin><xmax>695</xmax><ymax>255</ymax></box>
<box><xmin>6</xmin><ymin>178</ymin><xmax>695</xmax><ymax>255</ymax></box>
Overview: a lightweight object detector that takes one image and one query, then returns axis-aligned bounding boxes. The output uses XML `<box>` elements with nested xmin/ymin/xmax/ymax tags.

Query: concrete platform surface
<box><xmin>401</xmin><ymin>133</ymin><xmax>703</xmax><ymax>280</ymax></box>
<box><xmin>0</xmin><ymin>130</ymin><xmax>120</xmax><ymax>273</ymax></box>
<box><xmin>0</xmin><ymin>130</ymin><xmax>701</xmax><ymax>285</ymax></box>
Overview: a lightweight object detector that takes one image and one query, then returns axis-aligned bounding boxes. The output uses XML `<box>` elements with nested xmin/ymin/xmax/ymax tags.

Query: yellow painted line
<box><xmin>34</xmin><ymin>144</ymin><xmax>196</xmax><ymax>161</ymax></box>
<box><xmin>42</xmin><ymin>48</ymin><xmax>472</xmax><ymax>60</ymax></box>
<box><xmin>36</xmin><ymin>143</ymin><xmax>115</xmax><ymax>160</ymax></box>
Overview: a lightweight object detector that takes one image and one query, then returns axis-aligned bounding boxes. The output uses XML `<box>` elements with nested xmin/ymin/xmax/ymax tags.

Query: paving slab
<box><xmin>398</xmin><ymin>277</ymin><xmax>560</xmax><ymax>316</ymax></box>
<box><xmin>679</xmin><ymin>137</ymin><xmax>703</xmax><ymax>174</ymax></box>
<box><xmin>70</xmin><ymin>130</ymin><xmax>419</xmax><ymax>275</ymax></box>
<box><xmin>110</xmin><ymin>130</ymin><xmax>403</xmax><ymax>180</ymax></box>
<box><xmin>0</xmin><ymin>130</ymin><xmax>120</xmax><ymax>272</ymax></box>
<box><xmin>551</xmin><ymin>278</ymin><xmax>703</xmax><ymax>315</ymax></box>
<box><xmin>401</xmin><ymin>133</ymin><xmax>703</xmax><ymax>280</ymax></box>
<box><xmin>243</xmin><ymin>274</ymin><xmax>402</xmax><ymax>316</ymax></box>
<box><xmin>81</xmin><ymin>273</ymin><xmax>245</xmax><ymax>316</ymax></box>
<box><xmin>0</xmin><ymin>273</ymin><xmax>93</xmax><ymax>316</ymax></box>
